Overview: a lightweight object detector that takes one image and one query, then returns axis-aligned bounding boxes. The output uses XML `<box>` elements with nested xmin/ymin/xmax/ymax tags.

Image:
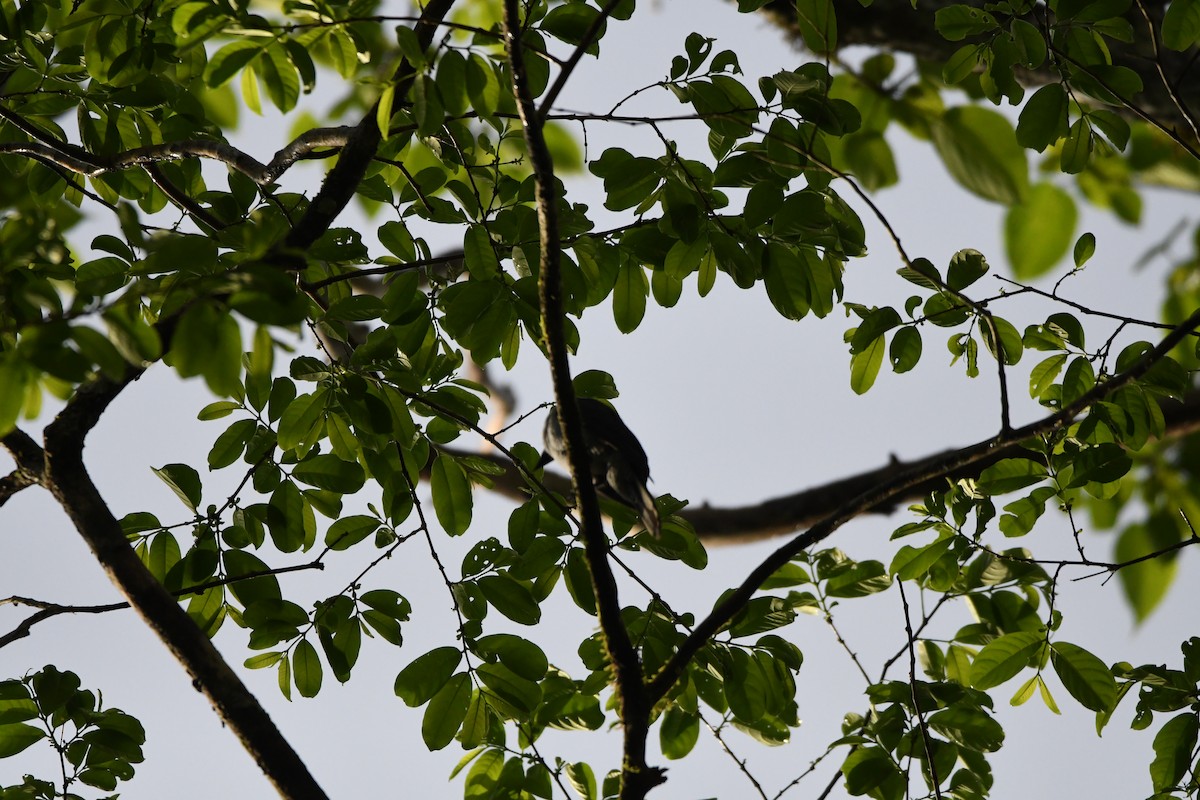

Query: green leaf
<box><xmin>723</xmin><ymin>649</ymin><xmax>769</xmax><ymax>723</ymax></box>
<box><xmin>1150</xmin><ymin>713</ymin><xmax>1200</xmax><ymax>792</ymax></box>
<box><xmin>473</xmin><ymin>634</ymin><xmax>549</xmax><ymax>681</ymax></box>
<box><xmin>431</xmin><ymin>454</ymin><xmax>473</xmax><ymax>536</ymax></box>
<box><xmin>977</xmin><ymin>458</ymin><xmax>1047</xmax><ymax>495</ymax></box>
<box><xmin>224</xmin><ymin>549</ymin><xmax>282</xmax><ymax>606</ymax></box>
<box><xmin>841</xmin><ymin>746</ymin><xmax>902</xmax><ymax>795</ymax></box>
<box><xmin>208</xmin><ymin>418</ymin><xmax>256</xmax><ymax>470</ymax></box>
<box><xmin>325</xmin><ymin>515</ymin><xmax>380</xmax><ymax>550</ymax></box>
<box><xmin>850</xmin><ymin>307</ymin><xmax>902</xmax><ymax>354</ymax></box>
<box><xmin>889</xmin><ymin>327</ymin><xmax>922</xmax><ymax>373</ymax></box>
<box><xmin>171</xmin><ymin>301</ymin><xmax>243</xmax><ymax>397</ymax></box>
<box><xmin>762</xmin><ymin>244</ymin><xmax>811</xmax><ymax>320</ymax></box>
<box><xmin>849</xmin><ymin>335</ymin><xmax>885</xmax><ymax>395</ymax></box>
<box><xmin>890</xmin><ymin>537</ymin><xmax>955</xmax><ymax>581</ymax></box>
<box><xmin>205</xmin><ymin>39</ymin><xmax>265</xmax><ymax>87</ymax></box>
<box><xmin>1016</xmin><ymin>84</ymin><xmax>1069</xmax><ymax>152</ymax></box>
<box><xmin>542</xmin><ymin>3</ymin><xmax>604</xmax><ymax>50</ymax></box>
<box><xmin>152</xmin><ymin>463</ymin><xmax>202</xmax><ymax>511</ymax></box>
<box><xmin>463</xmin><ymin>224</ymin><xmax>500</xmax><ymax>279</ymax></box>
<box><xmin>1162</xmin><ymin>0</ymin><xmax>1200</xmax><ymax>49</ymax></box>
<box><xmin>478</xmin><ymin>574</ymin><xmax>541</xmax><ymax>625</ymax></box>
<box><xmin>565</xmin><ymin>761</ymin><xmax>598</xmax><ymax>800</ymax></box>
<box><xmin>931</xmin><ymin>106</ymin><xmax>1028</xmax><ymax>205</ymax></box>
<box><xmin>1116</xmin><ymin>523</ymin><xmax>1179</xmax><ymax>622</ymax></box>
<box><xmin>660</xmin><ymin>707</ymin><xmax>700</xmax><ymax>760</ymax></box>
<box><xmin>1060</xmin><ymin>118</ymin><xmax>1092</xmax><ymax>174</ymax></box>
<box><xmin>0</xmin><ymin>356</ymin><xmax>30</xmax><ymax>436</ymax></box>
<box><xmin>794</xmin><ymin>0</ymin><xmax>837</xmax><ymax>54</ymax></box>
<box><xmin>395</xmin><ymin>647</ymin><xmax>463</xmax><ymax>707</ymax></box>
<box><xmin>970</xmin><ymin>631</ymin><xmax>1044</xmax><ymax>689</ymax></box>
<box><xmin>590</xmin><ymin>149</ymin><xmax>661</xmax><ymax>211</ymax></box>
<box><xmin>144</xmin><ymin>532</ymin><xmax>181</xmax><ymax>582</ymax></box>
<box><xmin>947</xmin><ymin>248</ymin><xmax>989</xmax><ymax>290</ymax></box>
<box><xmin>1029</xmin><ymin>354</ymin><xmax>1067</xmax><ymax>401</ymax></box>
<box><xmin>564</xmin><ymin>547</ymin><xmax>597</xmax><ymax>616</ymax></box>
<box><xmin>422</xmin><ymin>673</ymin><xmax>472</xmax><ymax>750</ymax></box>
<box><xmin>981</xmin><ymin>315</ymin><xmax>1024</xmax><ymax>366</ymax></box>
<box><xmin>612</xmin><ymin>259</ymin><xmax>648</xmax><ymax>333</ymax></box>
<box><xmin>935</xmin><ymin>4</ymin><xmax>998</xmax><ymax>40</ymax></box>
<box><xmin>1061</xmin><ymin>356</ymin><xmax>1096</xmax><ymax>405</ymax></box>
<box><xmin>927</xmin><ymin>706</ymin><xmax>1005</xmax><ymax>752</ymax></box>
<box><xmin>1050</xmin><ymin>641</ymin><xmax>1117</xmax><ymax>712</ymax></box>
<box><xmin>291</xmin><ymin>454</ymin><xmax>366</xmax><ymax>494</ymax></box>
<box><xmin>825</xmin><ymin>560</ymin><xmax>891</xmax><ymax>597</ymax></box>
<box><xmin>259</xmin><ymin>42</ymin><xmax>300</xmax><ymax>112</ymax></box>
<box><xmin>1005</xmin><ymin>183</ymin><xmax>1078</xmax><ymax>279</ymax></box>
<box><xmin>573</xmin><ymin>370</ymin><xmax>619</xmax><ymax>400</ymax></box>
<box><xmin>76</xmin><ymin>256</ymin><xmax>130</xmax><ymax>295</ymax></box>
<box><xmin>1073</xmin><ymin>232</ymin><xmax>1096</xmax><ymax>267</ymax></box>
<box><xmin>293</xmin><ymin>639</ymin><xmax>323</xmax><ymax>698</ymax></box>
<box><xmin>476</xmin><ymin>663</ymin><xmax>541</xmax><ymax>716</ymax></box>
<box><xmin>0</xmin><ymin>723</ymin><xmax>46</xmax><ymax>757</ymax></box>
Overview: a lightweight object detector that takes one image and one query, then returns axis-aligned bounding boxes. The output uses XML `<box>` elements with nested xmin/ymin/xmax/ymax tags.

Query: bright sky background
<box><xmin>2</xmin><ymin>1</ymin><xmax>1198</xmax><ymax>798</ymax></box>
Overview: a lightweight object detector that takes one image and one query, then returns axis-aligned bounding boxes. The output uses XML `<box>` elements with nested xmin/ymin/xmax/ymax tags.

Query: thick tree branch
<box><xmin>757</xmin><ymin>0</ymin><xmax>1200</xmax><ymax>141</ymax></box>
<box><xmin>40</xmin><ymin>418</ymin><xmax>329</xmax><ymax>800</ymax></box>
<box><xmin>504</xmin><ymin>2</ymin><xmax>661</xmax><ymax>797</ymax></box>
<box><xmin>438</xmin><ymin>384</ymin><xmax>1200</xmax><ymax>543</ymax></box>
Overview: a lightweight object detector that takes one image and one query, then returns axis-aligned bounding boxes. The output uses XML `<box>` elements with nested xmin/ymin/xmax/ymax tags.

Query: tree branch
<box><xmin>40</xmin><ymin>421</ymin><xmax>329</xmax><ymax>799</ymax></box>
<box><xmin>644</xmin><ymin>305</ymin><xmax>1200</xmax><ymax>704</ymax></box>
<box><xmin>756</xmin><ymin>0</ymin><xmax>1200</xmax><ymax>140</ymax></box>
<box><xmin>0</xmin><ymin>559</ymin><xmax>326</xmax><ymax>651</ymax></box>
<box><xmin>537</xmin><ymin>0</ymin><xmax>626</xmax><ymax>124</ymax></box>
<box><xmin>0</xmin><ymin>116</ymin><xmax>354</xmax><ymax>185</ymax></box>
<box><xmin>282</xmin><ymin>1</ymin><xmax>456</xmax><ymax>251</ymax></box>
<box><xmin>505</xmin><ymin>1</ymin><xmax>661</xmax><ymax>796</ymax></box>
<box><xmin>436</xmin><ymin>382</ymin><xmax>1200</xmax><ymax>544</ymax></box>
<box><xmin>0</xmin><ymin>427</ymin><xmax>44</xmax><ymax>506</ymax></box>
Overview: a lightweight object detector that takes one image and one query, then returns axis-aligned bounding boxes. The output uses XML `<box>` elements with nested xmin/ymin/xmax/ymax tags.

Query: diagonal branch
<box><xmin>537</xmin><ymin>0</ymin><xmax>627</xmax><ymax>124</ymax></box>
<box><xmin>505</xmin><ymin>2</ymin><xmax>661</xmax><ymax>797</ymax></box>
<box><xmin>283</xmin><ymin>1</ymin><xmax>456</xmax><ymax>252</ymax></box>
<box><xmin>644</xmin><ymin>305</ymin><xmax>1200</xmax><ymax>705</ymax></box>
<box><xmin>41</xmin><ymin>416</ymin><xmax>330</xmax><ymax>800</ymax></box>
<box><xmin>0</xmin><ymin>427</ymin><xmax>44</xmax><ymax>506</ymax></box>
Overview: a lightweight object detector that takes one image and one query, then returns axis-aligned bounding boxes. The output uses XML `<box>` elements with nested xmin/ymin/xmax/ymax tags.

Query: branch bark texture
<box><xmin>40</xmin><ymin>399</ymin><xmax>329</xmax><ymax>799</ymax></box>
<box><xmin>504</xmin><ymin>1</ymin><xmax>661</xmax><ymax>796</ymax></box>
<box><xmin>758</xmin><ymin>0</ymin><xmax>1200</xmax><ymax>141</ymax></box>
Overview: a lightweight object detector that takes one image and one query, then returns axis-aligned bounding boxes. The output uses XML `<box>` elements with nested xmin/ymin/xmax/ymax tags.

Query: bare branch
<box><xmin>0</xmin><ymin>119</ymin><xmax>354</xmax><ymax>185</ymax></box>
<box><xmin>899</xmin><ymin>581</ymin><xmax>943</xmax><ymax>799</ymax></box>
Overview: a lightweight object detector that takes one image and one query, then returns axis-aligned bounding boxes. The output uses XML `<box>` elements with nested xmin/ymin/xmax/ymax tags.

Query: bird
<box><xmin>537</xmin><ymin>398</ymin><xmax>661</xmax><ymax>537</ymax></box>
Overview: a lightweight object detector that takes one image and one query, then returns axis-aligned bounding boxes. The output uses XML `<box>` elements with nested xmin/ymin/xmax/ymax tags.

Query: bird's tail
<box><xmin>636</xmin><ymin>484</ymin><xmax>661</xmax><ymax>538</ymax></box>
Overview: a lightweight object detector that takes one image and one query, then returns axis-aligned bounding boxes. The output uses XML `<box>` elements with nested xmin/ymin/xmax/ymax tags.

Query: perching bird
<box><xmin>537</xmin><ymin>398</ymin><xmax>661</xmax><ymax>537</ymax></box>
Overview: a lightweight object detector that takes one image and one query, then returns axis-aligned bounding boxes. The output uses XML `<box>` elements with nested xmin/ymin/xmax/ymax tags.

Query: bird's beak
<box><xmin>535</xmin><ymin>450</ymin><xmax>553</xmax><ymax>469</ymax></box>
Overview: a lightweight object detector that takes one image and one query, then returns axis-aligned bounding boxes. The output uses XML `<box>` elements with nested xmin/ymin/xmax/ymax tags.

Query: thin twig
<box><xmin>898</xmin><ymin>581</ymin><xmax>943</xmax><ymax>799</ymax></box>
